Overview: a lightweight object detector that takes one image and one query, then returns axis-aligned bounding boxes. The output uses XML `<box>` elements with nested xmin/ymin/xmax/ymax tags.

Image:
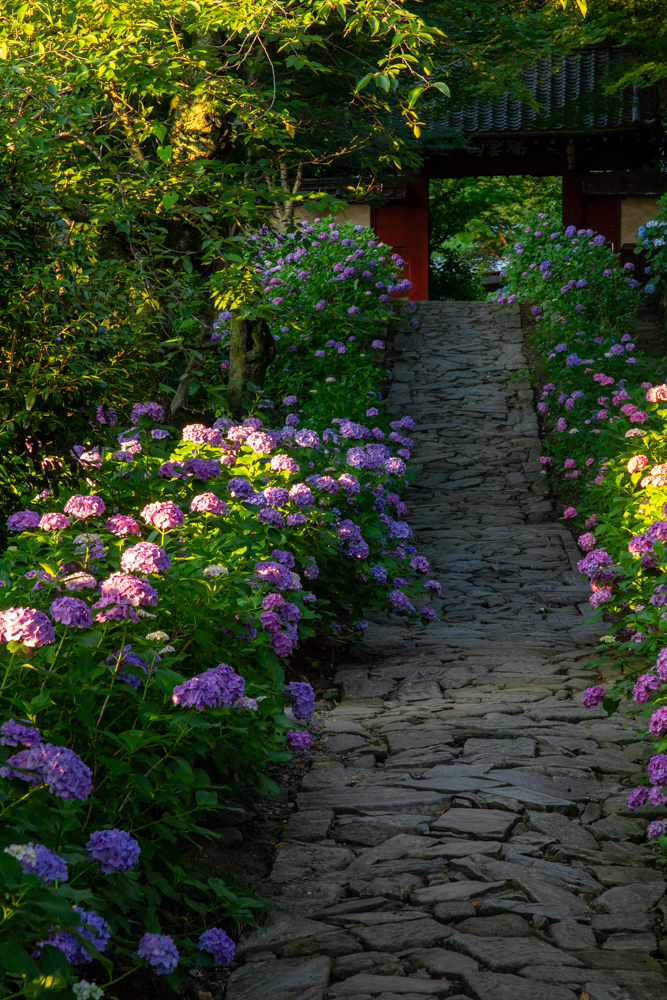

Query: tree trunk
<box><xmin>227</xmin><ymin>315</ymin><xmax>276</xmax><ymax>417</ymax></box>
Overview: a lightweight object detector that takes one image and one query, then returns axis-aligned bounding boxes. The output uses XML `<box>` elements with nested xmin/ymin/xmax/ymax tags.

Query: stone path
<box><xmin>225</xmin><ymin>302</ymin><xmax>667</xmax><ymax>1000</ymax></box>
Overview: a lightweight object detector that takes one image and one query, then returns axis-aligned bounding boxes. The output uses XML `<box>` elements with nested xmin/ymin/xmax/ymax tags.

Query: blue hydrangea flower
<box><xmin>136</xmin><ymin>932</ymin><xmax>179</xmax><ymax>974</ymax></box>
<box><xmin>198</xmin><ymin>927</ymin><xmax>236</xmax><ymax>965</ymax></box>
<box><xmin>86</xmin><ymin>828</ymin><xmax>141</xmax><ymax>874</ymax></box>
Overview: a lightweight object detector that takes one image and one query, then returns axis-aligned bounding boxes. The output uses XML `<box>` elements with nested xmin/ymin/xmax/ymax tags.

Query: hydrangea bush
<box><xmin>498</xmin><ymin>211</ymin><xmax>667</xmax><ymax>853</ymax></box>
<box><xmin>0</xmin><ymin>219</ymin><xmax>439</xmax><ymax>995</ymax></box>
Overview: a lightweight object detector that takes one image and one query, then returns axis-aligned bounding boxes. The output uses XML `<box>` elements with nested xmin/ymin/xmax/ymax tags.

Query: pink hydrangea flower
<box><xmin>105</xmin><ymin>515</ymin><xmax>141</xmax><ymax>537</ymax></box>
<box><xmin>121</xmin><ymin>543</ymin><xmax>170</xmax><ymax>575</ymax></box>
<box><xmin>190</xmin><ymin>494</ymin><xmax>228</xmax><ymax>515</ymax></box>
<box><xmin>94</xmin><ymin>573</ymin><xmax>158</xmax><ymax>609</ymax></box>
<box><xmin>646</xmin><ymin>384</ymin><xmax>667</xmax><ymax>402</ymax></box>
<box><xmin>246</xmin><ymin>431</ymin><xmax>277</xmax><ymax>455</ymax></box>
<box><xmin>577</xmin><ymin>533</ymin><xmax>596</xmax><ymax>551</ymax></box>
<box><xmin>0</xmin><ymin>608</ymin><xmax>55</xmax><ymax>647</ymax></box>
<box><xmin>62</xmin><ymin>572</ymin><xmax>97</xmax><ymax>591</ymax></box>
<box><xmin>63</xmin><ymin>495</ymin><xmax>105</xmax><ymax>519</ymax></box>
<box><xmin>563</xmin><ymin>506</ymin><xmax>577</xmax><ymax>519</ymax></box>
<box><xmin>39</xmin><ymin>513</ymin><xmax>70</xmax><ymax>531</ymax></box>
<box><xmin>270</xmin><ymin>454</ymin><xmax>300</xmax><ymax>474</ymax></box>
<box><xmin>141</xmin><ymin>501</ymin><xmax>184</xmax><ymax>529</ymax></box>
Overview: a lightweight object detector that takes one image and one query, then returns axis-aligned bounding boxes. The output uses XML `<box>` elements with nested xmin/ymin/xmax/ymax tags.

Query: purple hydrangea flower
<box><xmin>141</xmin><ymin>501</ymin><xmax>184</xmax><ymax>529</ymax></box>
<box><xmin>255</xmin><ymin>561</ymin><xmax>294</xmax><ymax>590</ymax></box>
<box><xmin>7</xmin><ymin>511</ymin><xmax>41</xmax><ymax>531</ymax></box>
<box><xmin>648</xmin><ymin>753</ymin><xmax>667</xmax><ymax>786</ymax></box>
<box><xmin>295</xmin><ymin>429</ymin><xmax>320</xmax><ymax>449</ymax></box>
<box><xmin>47</xmin><ymin>907</ymin><xmax>110</xmax><ymax>964</ymax></box>
<box><xmin>1</xmin><ymin>720</ymin><xmax>42</xmax><ymax>747</ymax></box>
<box><xmin>86</xmin><ymin>828</ymin><xmax>141</xmax><ymax>873</ymax></box>
<box><xmin>172</xmin><ymin>663</ymin><xmax>244</xmax><ymax>709</ymax></box>
<box><xmin>316</xmin><ymin>476</ymin><xmax>338</xmax><ymax>493</ymax></box>
<box><xmin>107</xmin><ymin>646</ymin><xmax>149</xmax><ymax>689</ymax></box>
<box><xmin>424</xmin><ymin>579</ymin><xmax>442</xmax><ymax>597</ymax></box>
<box><xmin>626</xmin><ymin>787</ymin><xmax>649</xmax><ymax>810</ymax></box>
<box><xmin>647</xmin><ymin>820</ymin><xmax>667</xmax><ymax>841</ymax></box>
<box><xmin>410</xmin><ymin>556</ymin><xmax>429</xmax><ymax>573</ymax></box>
<box><xmin>121</xmin><ymin>542</ymin><xmax>170</xmax><ymax>575</ymax></box>
<box><xmin>137</xmin><ymin>932</ymin><xmax>179</xmax><ymax>974</ymax></box>
<box><xmin>258</xmin><ymin>508</ymin><xmax>285</xmax><ymax>528</ymax></box>
<box><xmin>260</xmin><ymin>611</ymin><xmax>282</xmax><ymax>634</ymax></box>
<box><xmin>582</xmin><ymin>685</ymin><xmax>605</xmax><ymax>707</ymax></box>
<box><xmin>272</xmin><ymin>632</ymin><xmax>294</xmax><ymax>657</ymax></box>
<box><xmin>286</xmin><ymin>729</ymin><xmax>313</xmax><ymax>750</ymax></box>
<box><xmin>371</xmin><ymin>565</ymin><xmax>387</xmax><ymax>583</ymax></box>
<box><xmin>384</xmin><ymin>457</ymin><xmax>406</xmax><ymax>476</ymax></box>
<box><xmin>130</xmin><ymin>402</ymin><xmax>163</xmax><ymax>424</ymax></box>
<box><xmin>632</xmin><ymin>673</ymin><xmax>661</xmax><ymax>703</ymax></box>
<box><xmin>421</xmin><ymin>606</ymin><xmax>437</xmax><ymax>621</ymax></box>
<box><xmin>647</xmin><ymin>786</ymin><xmax>667</xmax><ymax>807</ymax></box>
<box><xmin>38</xmin><ymin>744</ymin><xmax>93</xmax><ymax>799</ymax></box>
<box><xmin>264</xmin><ymin>486</ymin><xmax>289</xmax><ymax>507</ymax></box>
<box><xmin>198</xmin><ymin>927</ymin><xmax>236</xmax><ymax>966</ymax></box>
<box><xmin>105</xmin><ymin>515</ymin><xmax>141</xmax><ymax>537</ymax></box>
<box><xmin>649</xmin><ymin>705</ymin><xmax>667</xmax><ymax>737</ymax></box>
<box><xmin>388</xmin><ymin>590</ymin><xmax>415</xmax><ymax>613</ymax></box>
<box><xmin>338</xmin><ymin>473</ymin><xmax>360</xmax><ymax>496</ymax></box>
<box><xmin>0</xmin><ymin>607</ymin><xmax>55</xmax><ymax>647</ymax></box>
<box><xmin>285</xmin><ymin>681</ymin><xmax>315</xmax><ymax>719</ymax></box>
<box><xmin>0</xmin><ymin>740</ymin><xmax>89</xmax><ymax>799</ymax></box>
<box><xmin>63</xmin><ymin>495</ymin><xmax>106</xmax><ymax>519</ymax></box>
<box><xmin>5</xmin><ymin>842</ymin><xmax>68</xmax><ymax>883</ymax></box>
<box><xmin>182</xmin><ymin>452</ymin><xmax>221</xmax><ymax>475</ymax></box>
<box><xmin>50</xmin><ymin>597</ymin><xmax>93</xmax><ymax>629</ymax></box>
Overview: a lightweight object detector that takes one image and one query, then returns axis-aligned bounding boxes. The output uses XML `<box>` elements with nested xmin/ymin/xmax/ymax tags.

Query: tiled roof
<box><xmin>440</xmin><ymin>49</ymin><xmax>656</xmax><ymax>134</ymax></box>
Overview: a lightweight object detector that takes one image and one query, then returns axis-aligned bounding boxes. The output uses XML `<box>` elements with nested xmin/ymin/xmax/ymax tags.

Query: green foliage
<box><xmin>430</xmin><ymin>176</ymin><xmax>562</xmax><ymax>273</ymax></box>
<box><xmin>0</xmin><ymin>217</ymin><xmax>439</xmax><ymax>997</ymax></box>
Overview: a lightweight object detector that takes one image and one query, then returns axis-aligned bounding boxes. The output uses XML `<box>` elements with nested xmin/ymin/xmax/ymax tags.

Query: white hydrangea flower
<box><xmin>599</xmin><ymin>635</ymin><xmax>616</xmax><ymax>644</ymax></box>
<box><xmin>158</xmin><ymin>645</ymin><xmax>176</xmax><ymax>654</ymax></box>
<box><xmin>136</xmin><ymin>609</ymin><xmax>157</xmax><ymax>618</ymax></box>
<box><xmin>5</xmin><ymin>844</ymin><xmax>37</xmax><ymax>865</ymax></box>
<box><xmin>73</xmin><ymin>982</ymin><xmax>104</xmax><ymax>1000</ymax></box>
<box><xmin>146</xmin><ymin>631</ymin><xmax>169</xmax><ymax>643</ymax></box>
<box><xmin>203</xmin><ymin>564</ymin><xmax>228</xmax><ymax>578</ymax></box>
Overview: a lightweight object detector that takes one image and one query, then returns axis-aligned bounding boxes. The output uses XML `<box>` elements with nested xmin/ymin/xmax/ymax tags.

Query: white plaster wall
<box><xmin>293</xmin><ymin>203</ymin><xmax>371</xmax><ymax>229</ymax></box>
<box><xmin>621</xmin><ymin>196</ymin><xmax>662</xmax><ymax>245</ymax></box>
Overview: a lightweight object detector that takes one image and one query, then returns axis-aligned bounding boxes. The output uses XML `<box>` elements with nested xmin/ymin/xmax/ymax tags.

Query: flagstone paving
<box><xmin>225</xmin><ymin>302</ymin><xmax>667</xmax><ymax>1000</ymax></box>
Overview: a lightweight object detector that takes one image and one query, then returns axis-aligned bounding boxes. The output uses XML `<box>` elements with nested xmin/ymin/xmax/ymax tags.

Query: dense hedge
<box><xmin>498</xmin><ymin>209</ymin><xmax>667</xmax><ymax>848</ymax></box>
<box><xmin>0</xmin><ymin>219</ymin><xmax>440</xmax><ymax>998</ymax></box>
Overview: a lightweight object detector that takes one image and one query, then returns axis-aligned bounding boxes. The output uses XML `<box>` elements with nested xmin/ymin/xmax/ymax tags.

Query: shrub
<box><xmin>0</xmin><ymin>219</ymin><xmax>439</xmax><ymax>996</ymax></box>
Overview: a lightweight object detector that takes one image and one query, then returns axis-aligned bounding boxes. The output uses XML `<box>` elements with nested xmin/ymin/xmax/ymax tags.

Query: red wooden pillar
<box><xmin>372</xmin><ymin>178</ymin><xmax>430</xmax><ymax>300</ymax></box>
